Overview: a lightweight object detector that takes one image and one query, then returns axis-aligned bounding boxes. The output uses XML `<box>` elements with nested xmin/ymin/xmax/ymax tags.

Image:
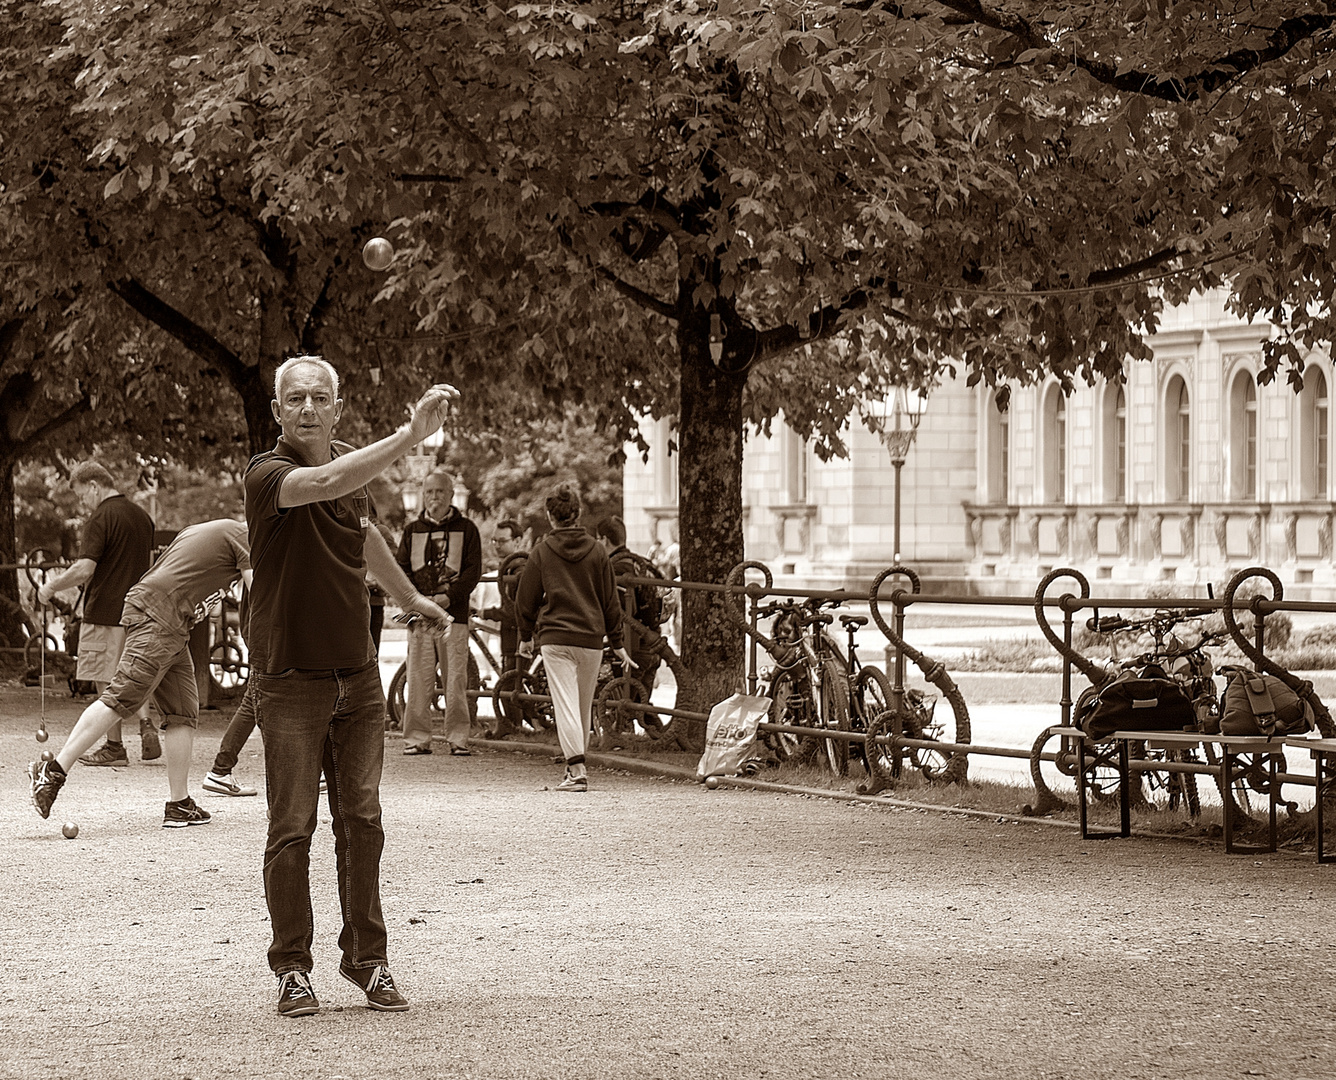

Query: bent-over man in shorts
<box><xmin>29</xmin><ymin>518</ymin><xmax>252</xmax><ymax>828</ymax></box>
<box><xmin>37</xmin><ymin>461</ymin><xmax>156</xmax><ymax>765</ymax></box>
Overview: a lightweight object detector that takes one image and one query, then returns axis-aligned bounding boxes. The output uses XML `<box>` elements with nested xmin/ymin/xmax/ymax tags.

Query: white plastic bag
<box><xmin>696</xmin><ymin>693</ymin><xmax>771</xmax><ymax>779</ymax></box>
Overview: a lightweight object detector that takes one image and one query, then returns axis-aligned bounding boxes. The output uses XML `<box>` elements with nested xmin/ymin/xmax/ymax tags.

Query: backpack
<box><xmin>1076</xmin><ymin>662</ymin><xmax>1196</xmax><ymax>740</ymax></box>
<box><xmin>1218</xmin><ymin>667</ymin><xmax>1315</xmax><ymax>737</ymax></box>
<box><xmin>615</xmin><ymin>554</ymin><xmax>665</xmax><ymax>629</ymax></box>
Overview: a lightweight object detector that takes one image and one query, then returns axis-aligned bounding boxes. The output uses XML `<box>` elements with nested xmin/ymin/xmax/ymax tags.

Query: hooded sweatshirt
<box><xmin>515</xmin><ymin>526</ymin><xmax>623</xmax><ymax>650</ymax></box>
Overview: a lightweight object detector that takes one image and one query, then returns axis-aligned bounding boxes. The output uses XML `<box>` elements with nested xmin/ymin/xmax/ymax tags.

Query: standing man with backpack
<box><xmin>594</xmin><ymin>515</ymin><xmax>665</xmax><ymax>699</ymax></box>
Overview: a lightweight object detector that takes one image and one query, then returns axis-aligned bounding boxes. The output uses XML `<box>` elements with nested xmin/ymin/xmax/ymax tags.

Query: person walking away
<box><xmin>396</xmin><ymin>469</ymin><xmax>481</xmax><ymax>756</ymax></box>
<box><xmin>594</xmin><ymin>515</ymin><xmax>666</xmax><ymax>700</ymax></box>
<box><xmin>37</xmin><ymin>461</ymin><xmax>157</xmax><ymax>766</ymax></box>
<box><xmin>29</xmin><ymin>518</ymin><xmax>252</xmax><ymax>827</ymax></box>
<box><xmin>515</xmin><ymin>486</ymin><xmax>634</xmax><ymax>792</ymax></box>
<box><xmin>245</xmin><ymin>354</ymin><xmax>456</xmax><ymax>1018</ymax></box>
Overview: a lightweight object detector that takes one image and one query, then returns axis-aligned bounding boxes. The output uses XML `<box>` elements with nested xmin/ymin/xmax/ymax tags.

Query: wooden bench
<box><xmin>1057</xmin><ymin>726</ymin><xmax>1336</xmax><ymax>862</ymax></box>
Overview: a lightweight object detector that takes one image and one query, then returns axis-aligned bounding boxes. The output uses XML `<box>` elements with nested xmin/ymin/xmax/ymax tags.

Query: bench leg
<box><xmin>1077</xmin><ymin>738</ymin><xmax>1126</xmax><ymax>841</ymax></box>
<box><xmin>1118</xmin><ymin>739</ymin><xmax>1131</xmax><ymax>838</ymax></box>
<box><xmin>1223</xmin><ymin>750</ymin><xmax>1278</xmax><ymax>856</ymax></box>
<box><xmin>1317</xmin><ymin>751</ymin><xmax>1333</xmax><ymax>865</ymax></box>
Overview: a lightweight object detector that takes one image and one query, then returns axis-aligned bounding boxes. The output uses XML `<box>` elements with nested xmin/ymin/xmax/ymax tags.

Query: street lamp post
<box><xmin>867</xmin><ymin>386</ymin><xmax>927</xmax><ymax>563</ymax></box>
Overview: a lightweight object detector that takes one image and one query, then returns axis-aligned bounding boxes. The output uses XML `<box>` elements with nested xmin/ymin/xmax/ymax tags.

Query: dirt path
<box><xmin>1</xmin><ymin>686</ymin><xmax>1333</xmax><ymax>1080</ymax></box>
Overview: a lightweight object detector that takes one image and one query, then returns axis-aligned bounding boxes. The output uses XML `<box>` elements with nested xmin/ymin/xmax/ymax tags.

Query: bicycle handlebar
<box><xmin>1085</xmin><ymin>606</ymin><xmax>1215</xmax><ymax>634</ymax></box>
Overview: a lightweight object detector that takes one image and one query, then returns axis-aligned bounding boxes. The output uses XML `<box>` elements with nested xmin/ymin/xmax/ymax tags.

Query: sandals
<box><xmin>402</xmin><ymin>745</ymin><xmax>433</xmax><ymax>756</ymax></box>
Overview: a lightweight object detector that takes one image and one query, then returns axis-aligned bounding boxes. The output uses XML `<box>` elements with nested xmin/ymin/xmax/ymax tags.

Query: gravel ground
<box><xmin>2</xmin><ymin>685</ymin><xmax>1334</xmax><ymax>1080</ymax></box>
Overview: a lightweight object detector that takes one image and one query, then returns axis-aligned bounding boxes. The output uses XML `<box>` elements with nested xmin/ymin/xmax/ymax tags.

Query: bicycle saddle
<box><xmin>839</xmin><ymin>615</ymin><xmax>868</xmax><ymax>629</ymax></box>
<box><xmin>807</xmin><ymin>613</ymin><xmax>833</xmax><ymax>627</ymax></box>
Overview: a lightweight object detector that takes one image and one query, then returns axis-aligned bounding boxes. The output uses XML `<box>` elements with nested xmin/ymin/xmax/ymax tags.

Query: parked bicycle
<box><xmin>724</xmin><ymin>560</ymin><xmax>893</xmax><ymax>777</ymax></box>
<box><xmin>1026</xmin><ymin>567</ymin><xmax>1285</xmax><ymax>820</ymax></box>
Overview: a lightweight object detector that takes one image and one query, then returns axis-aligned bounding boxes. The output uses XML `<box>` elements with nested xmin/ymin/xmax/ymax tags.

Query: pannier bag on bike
<box><xmin>1077</xmin><ymin>662</ymin><xmax>1196</xmax><ymax>740</ymax></box>
<box><xmin>697</xmin><ymin>693</ymin><xmax>772</xmax><ymax>779</ymax></box>
<box><xmin>1218</xmin><ymin>667</ymin><xmax>1315</xmax><ymax>737</ymax></box>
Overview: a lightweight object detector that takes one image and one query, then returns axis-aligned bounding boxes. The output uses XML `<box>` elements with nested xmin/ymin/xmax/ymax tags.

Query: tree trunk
<box><xmin>670</xmin><ymin>293</ymin><xmax>748</xmax><ymax>748</ymax></box>
<box><xmin>238</xmin><ymin>363</ymin><xmax>279</xmax><ymax>458</ymax></box>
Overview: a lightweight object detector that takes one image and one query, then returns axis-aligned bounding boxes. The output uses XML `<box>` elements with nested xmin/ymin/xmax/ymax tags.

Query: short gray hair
<box><xmin>69</xmin><ymin>461</ymin><xmax>116</xmax><ymax>488</ymax></box>
<box><xmin>274</xmin><ymin>355</ymin><xmax>340</xmax><ymax>401</ymax></box>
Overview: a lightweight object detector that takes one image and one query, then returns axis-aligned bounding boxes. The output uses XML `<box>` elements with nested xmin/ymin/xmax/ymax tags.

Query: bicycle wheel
<box><xmin>901</xmin><ymin>690</ymin><xmax>948</xmax><ymax>782</ymax></box>
<box><xmin>208</xmin><ymin>641</ymin><xmax>249</xmax><ymax>697</ymax></box>
<box><xmin>862</xmin><ymin>707</ymin><xmax>895</xmax><ymax>781</ymax></box>
<box><xmin>592</xmin><ymin>675</ymin><xmax>648</xmax><ymax>747</ymax></box>
<box><xmin>387</xmin><ymin>662</ymin><xmax>408</xmax><ymax>727</ymax></box>
<box><xmin>819</xmin><ymin>660</ymin><xmax>851</xmax><ymax>776</ymax></box>
<box><xmin>1165</xmin><ymin>748</ymin><xmax>1202</xmax><ymax>817</ymax></box>
<box><xmin>852</xmin><ymin>666</ymin><xmax>894</xmax><ymax>767</ymax></box>
<box><xmin>764</xmin><ymin>667</ymin><xmax>811</xmax><ymax>762</ymax></box>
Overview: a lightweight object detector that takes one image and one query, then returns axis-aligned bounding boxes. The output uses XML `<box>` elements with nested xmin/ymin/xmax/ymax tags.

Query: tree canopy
<box><xmin>8</xmin><ymin>0</ymin><xmax>1336</xmax><ymax>707</ymax></box>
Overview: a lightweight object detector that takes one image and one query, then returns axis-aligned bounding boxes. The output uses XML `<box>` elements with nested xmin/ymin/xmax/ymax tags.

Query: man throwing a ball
<box><xmin>245</xmin><ymin>355</ymin><xmax>457</xmax><ymax>1018</ymax></box>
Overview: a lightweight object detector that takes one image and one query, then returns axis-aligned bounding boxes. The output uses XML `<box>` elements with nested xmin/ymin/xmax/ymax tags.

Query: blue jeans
<box><xmin>212</xmin><ymin>681</ymin><xmax>257</xmax><ymax>776</ymax></box>
<box><xmin>255</xmin><ymin>662</ymin><xmax>388</xmax><ymax>976</ymax></box>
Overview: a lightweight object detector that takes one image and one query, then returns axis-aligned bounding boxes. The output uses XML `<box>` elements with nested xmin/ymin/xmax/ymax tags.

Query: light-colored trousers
<box><xmin>403</xmin><ymin>620</ymin><xmax>471</xmax><ymax>750</ymax></box>
<box><xmin>540</xmin><ymin>643</ymin><xmax>602</xmax><ymax>764</ymax></box>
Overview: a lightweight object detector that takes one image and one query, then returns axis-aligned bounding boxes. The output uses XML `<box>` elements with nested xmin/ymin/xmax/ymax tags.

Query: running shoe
<box><xmin>202</xmin><ymin>771</ymin><xmax>257</xmax><ymax>797</ymax></box>
<box><xmin>140</xmin><ymin>717</ymin><xmax>162</xmax><ymax>761</ymax></box>
<box><xmin>162</xmin><ymin>796</ymin><xmax>212</xmax><ymax>828</ymax></box>
<box><xmin>28</xmin><ymin>757</ymin><xmax>67</xmax><ymax>819</ymax></box>
<box><xmin>79</xmin><ymin>742</ymin><xmax>128</xmax><ymax>767</ymax></box>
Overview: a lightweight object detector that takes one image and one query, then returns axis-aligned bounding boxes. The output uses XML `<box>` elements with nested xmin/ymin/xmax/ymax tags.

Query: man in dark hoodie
<box><xmin>515</xmin><ymin>486</ymin><xmax>634</xmax><ymax>791</ymax></box>
<box><xmin>396</xmin><ymin>469</ymin><xmax>482</xmax><ymax>755</ymax></box>
<box><xmin>594</xmin><ymin>514</ymin><xmax>665</xmax><ymax>700</ymax></box>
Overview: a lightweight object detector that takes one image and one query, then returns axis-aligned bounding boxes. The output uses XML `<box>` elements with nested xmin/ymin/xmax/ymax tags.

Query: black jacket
<box><xmin>395</xmin><ymin>507</ymin><xmax>482</xmax><ymax>623</ymax></box>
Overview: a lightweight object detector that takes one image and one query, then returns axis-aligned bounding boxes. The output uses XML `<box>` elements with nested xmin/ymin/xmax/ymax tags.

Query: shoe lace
<box><xmin>368</xmin><ymin>966</ymin><xmax>394</xmax><ymax>992</ymax></box>
<box><xmin>282</xmin><ymin>972</ymin><xmax>314</xmax><ymax>999</ymax></box>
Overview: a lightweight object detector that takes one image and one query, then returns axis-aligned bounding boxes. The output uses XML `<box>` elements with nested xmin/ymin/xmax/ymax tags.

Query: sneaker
<box><xmin>140</xmin><ymin>718</ymin><xmax>162</xmax><ymax>761</ymax></box>
<box><xmin>277</xmin><ymin>971</ymin><xmax>320</xmax><ymax>1017</ymax></box>
<box><xmin>555</xmin><ymin>771</ymin><xmax>588</xmax><ymax>792</ymax></box>
<box><xmin>162</xmin><ymin>796</ymin><xmax>212</xmax><ymax>828</ymax></box>
<box><xmin>79</xmin><ymin>742</ymin><xmax>128</xmax><ymax>768</ymax></box>
<box><xmin>203</xmin><ymin>771</ymin><xmax>257</xmax><ymax>797</ymax></box>
<box><xmin>28</xmin><ymin>757</ymin><xmax>67</xmax><ymax>819</ymax></box>
<box><xmin>340</xmin><ymin>964</ymin><xmax>408</xmax><ymax>1012</ymax></box>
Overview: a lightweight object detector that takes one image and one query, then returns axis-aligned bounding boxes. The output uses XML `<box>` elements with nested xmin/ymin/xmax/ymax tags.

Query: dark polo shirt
<box><xmin>244</xmin><ymin>437</ymin><xmax>373</xmax><ymax>673</ymax></box>
<box><xmin>79</xmin><ymin>494</ymin><xmax>155</xmax><ymax>626</ymax></box>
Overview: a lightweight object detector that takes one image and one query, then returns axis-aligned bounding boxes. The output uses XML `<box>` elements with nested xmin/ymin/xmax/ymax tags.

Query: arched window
<box><xmin>1165</xmin><ymin>375</ymin><xmax>1190</xmax><ymax>501</ymax></box>
<box><xmin>1229</xmin><ymin>369</ymin><xmax>1258</xmax><ymax>501</ymax></box>
<box><xmin>1102</xmin><ymin>382</ymin><xmax>1127</xmax><ymax>502</ymax></box>
<box><xmin>1042</xmin><ymin>384</ymin><xmax>1066</xmax><ymax>503</ymax></box>
<box><xmin>1300</xmin><ymin>366</ymin><xmax>1329</xmax><ymax>500</ymax></box>
<box><xmin>985</xmin><ymin>391</ymin><xmax>1009</xmax><ymax>503</ymax></box>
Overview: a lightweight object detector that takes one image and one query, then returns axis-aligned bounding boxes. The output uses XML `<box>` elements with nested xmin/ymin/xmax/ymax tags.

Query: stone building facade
<box><xmin>624</xmin><ymin>291</ymin><xmax>1335</xmax><ymax>598</ymax></box>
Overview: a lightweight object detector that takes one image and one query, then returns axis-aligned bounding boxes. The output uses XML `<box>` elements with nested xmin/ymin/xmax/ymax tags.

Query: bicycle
<box><xmin>747</xmin><ymin>596</ymin><xmax>854</xmax><ymax>775</ymax></box>
<box><xmin>1027</xmin><ymin>568</ymin><xmax>1243</xmax><ymax>818</ymax></box>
